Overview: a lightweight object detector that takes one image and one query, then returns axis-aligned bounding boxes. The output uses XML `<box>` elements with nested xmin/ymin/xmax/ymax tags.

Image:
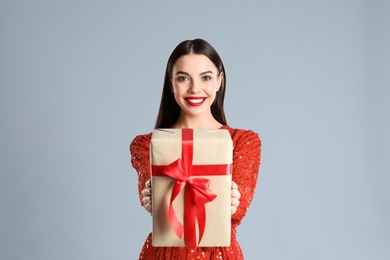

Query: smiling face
<box><xmin>171</xmin><ymin>54</ymin><xmax>223</xmax><ymax>126</ymax></box>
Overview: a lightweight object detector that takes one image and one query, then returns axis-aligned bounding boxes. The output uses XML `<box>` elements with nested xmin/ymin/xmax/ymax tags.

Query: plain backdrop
<box><xmin>1</xmin><ymin>1</ymin><xmax>389</xmax><ymax>259</ymax></box>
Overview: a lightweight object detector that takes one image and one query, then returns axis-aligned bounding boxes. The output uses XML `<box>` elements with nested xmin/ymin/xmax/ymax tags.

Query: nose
<box><xmin>188</xmin><ymin>79</ymin><xmax>201</xmax><ymax>93</ymax></box>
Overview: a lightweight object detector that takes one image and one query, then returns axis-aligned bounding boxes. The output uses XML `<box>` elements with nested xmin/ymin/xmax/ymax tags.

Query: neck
<box><xmin>173</xmin><ymin>114</ymin><xmax>223</xmax><ymax>129</ymax></box>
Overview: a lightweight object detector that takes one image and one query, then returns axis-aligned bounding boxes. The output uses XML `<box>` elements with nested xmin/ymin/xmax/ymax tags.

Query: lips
<box><xmin>185</xmin><ymin>97</ymin><xmax>206</xmax><ymax>106</ymax></box>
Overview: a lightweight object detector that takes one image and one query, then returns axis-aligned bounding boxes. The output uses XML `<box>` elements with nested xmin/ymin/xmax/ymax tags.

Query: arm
<box><xmin>130</xmin><ymin>133</ymin><xmax>152</xmax><ymax>207</ymax></box>
<box><xmin>231</xmin><ymin>130</ymin><xmax>261</xmax><ymax>226</ymax></box>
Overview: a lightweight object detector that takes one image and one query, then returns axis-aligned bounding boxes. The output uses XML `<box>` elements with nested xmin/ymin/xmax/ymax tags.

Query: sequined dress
<box><xmin>130</xmin><ymin>125</ymin><xmax>261</xmax><ymax>260</ymax></box>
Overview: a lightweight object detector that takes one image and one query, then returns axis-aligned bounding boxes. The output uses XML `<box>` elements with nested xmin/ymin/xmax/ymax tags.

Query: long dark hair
<box><xmin>155</xmin><ymin>38</ymin><xmax>227</xmax><ymax>128</ymax></box>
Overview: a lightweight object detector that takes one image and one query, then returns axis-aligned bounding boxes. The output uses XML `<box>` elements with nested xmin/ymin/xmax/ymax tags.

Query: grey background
<box><xmin>1</xmin><ymin>0</ymin><xmax>389</xmax><ymax>259</ymax></box>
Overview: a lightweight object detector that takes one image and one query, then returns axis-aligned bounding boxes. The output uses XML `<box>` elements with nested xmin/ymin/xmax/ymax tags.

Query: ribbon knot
<box><xmin>185</xmin><ymin>177</ymin><xmax>193</xmax><ymax>185</ymax></box>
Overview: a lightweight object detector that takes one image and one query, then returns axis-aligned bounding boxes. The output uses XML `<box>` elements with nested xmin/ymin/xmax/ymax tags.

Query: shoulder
<box><xmin>222</xmin><ymin>125</ymin><xmax>261</xmax><ymax>145</ymax></box>
<box><xmin>131</xmin><ymin>132</ymin><xmax>153</xmax><ymax>143</ymax></box>
<box><xmin>129</xmin><ymin>132</ymin><xmax>153</xmax><ymax>153</ymax></box>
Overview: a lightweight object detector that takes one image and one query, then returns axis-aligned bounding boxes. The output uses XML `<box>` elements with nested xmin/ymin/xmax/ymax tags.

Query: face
<box><xmin>171</xmin><ymin>54</ymin><xmax>223</xmax><ymax>120</ymax></box>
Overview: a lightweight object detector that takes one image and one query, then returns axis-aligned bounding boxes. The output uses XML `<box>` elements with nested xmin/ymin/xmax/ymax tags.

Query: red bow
<box><xmin>161</xmin><ymin>157</ymin><xmax>217</xmax><ymax>247</ymax></box>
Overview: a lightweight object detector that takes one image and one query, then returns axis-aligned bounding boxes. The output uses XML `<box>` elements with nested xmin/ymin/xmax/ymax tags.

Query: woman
<box><xmin>130</xmin><ymin>38</ymin><xmax>261</xmax><ymax>259</ymax></box>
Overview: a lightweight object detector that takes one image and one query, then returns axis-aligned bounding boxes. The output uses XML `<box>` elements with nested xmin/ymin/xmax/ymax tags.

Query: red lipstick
<box><xmin>185</xmin><ymin>97</ymin><xmax>206</xmax><ymax>106</ymax></box>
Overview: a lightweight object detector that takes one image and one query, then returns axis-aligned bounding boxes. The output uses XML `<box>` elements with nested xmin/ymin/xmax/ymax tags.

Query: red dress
<box><xmin>130</xmin><ymin>125</ymin><xmax>261</xmax><ymax>259</ymax></box>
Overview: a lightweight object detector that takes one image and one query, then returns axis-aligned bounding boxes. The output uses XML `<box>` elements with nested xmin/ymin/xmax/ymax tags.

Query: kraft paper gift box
<box><xmin>150</xmin><ymin>128</ymin><xmax>233</xmax><ymax>247</ymax></box>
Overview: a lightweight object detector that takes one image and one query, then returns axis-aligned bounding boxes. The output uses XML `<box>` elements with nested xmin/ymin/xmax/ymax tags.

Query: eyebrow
<box><xmin>175</xmin><ymin>70</ymin><xmax>214</xmax><ymax>76</ymax></box>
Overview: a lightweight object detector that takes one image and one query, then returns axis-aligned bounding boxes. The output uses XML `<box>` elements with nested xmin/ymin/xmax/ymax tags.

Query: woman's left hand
<box><xmin>231</xmin><ymin>181</ymin><xmax>241</xmax><ymax>215</ymax></box>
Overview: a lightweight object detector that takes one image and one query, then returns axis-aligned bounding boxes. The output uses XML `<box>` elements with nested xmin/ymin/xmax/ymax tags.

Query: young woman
<box><xmin>130</xmin><ymin>38</ymin><xmax>261</xmax><ymax>259</ymax></box>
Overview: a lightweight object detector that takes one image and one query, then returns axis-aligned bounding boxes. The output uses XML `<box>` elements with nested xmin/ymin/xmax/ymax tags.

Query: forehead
<box><xmin>173</xmin><ymin>54</ymin><xmax>217</xmax><ymax>73</ymax></box>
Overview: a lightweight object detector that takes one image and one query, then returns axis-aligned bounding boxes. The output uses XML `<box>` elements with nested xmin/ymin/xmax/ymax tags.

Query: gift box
<box><xmin>151</xmin><ymin>128</ymin><xmax>233</xmax><ymax>247</ymax></box>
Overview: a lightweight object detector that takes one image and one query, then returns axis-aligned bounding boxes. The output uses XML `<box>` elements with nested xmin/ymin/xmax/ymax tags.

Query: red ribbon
<box><xmin>152</xmin><ymin>129</ymin><xmax>232</xmax><ymax>247</ymax></box>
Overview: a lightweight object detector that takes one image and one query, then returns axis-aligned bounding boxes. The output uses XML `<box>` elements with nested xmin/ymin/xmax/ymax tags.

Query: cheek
<box><xmin>171</xmin><ymin>83</ymin><xmax>180</xmax><ymax>94</ymax></box>
<box><xmin>172</xmin><ymin>86</ymin><xmax>185</xmax><ymax>103</ymax></box>
<box><xmin>206</xmin><ymin>84</ymin><xmax>218</xmax><ymax>101</ymax></box>
<box><xmin>205</xmin><ymin>80</ymin><xmax>219</xmax><ymax>92</ymax></box>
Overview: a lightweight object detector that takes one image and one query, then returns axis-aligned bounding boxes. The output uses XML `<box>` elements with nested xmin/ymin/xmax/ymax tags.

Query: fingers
<box><xmin>145</xmin><ymin>179</ymin><xmax>151</xmax><ymax>188</ymax></box>
<box><xmin>231</xmin><ymin>196</ymin><xmax>239</xmax><ymax>215</ymax></box>
<box><xmin>231</xmin><ymin>196</ymin><xmax>240</xmax><ymax>215</ymax></box>
<box><xmin>231</xmin><ymin>205</ymin><xmax>237</xmax><ymax>215</ymax></box>
<box><xmin>231</xmin><ymin>189</ymin><xmax>241</xmax><ymax>199</ymax></box>
<box><xmin>142</xmin><ymin>179</ymin><xmax>152</xmax><ymax>196</ymax></box>
<box><xmin>142</xmin><ymin>194</ymin><xmax>152</xmax><ymax>214</ymax></box>
<box><xmin>231</xmin><ymin>181</ymin><xmax>241</xmax><ymax>215</ymax></box>
<box><xmin>143</xmin><ymin>201</ymin><xmax>152</xmax><ymax>214</ymax></box>
<box><xmin>141</xmin><ymin>187</ymin><xmax>151</xmax><ymax>196</ymax></box>
<box><xmin>142</xmin><ymin>179</ymin><xmax>241</xmax><ymax>215</ymax></box>
<box><xmin>231</xmin><ymin>181</ymin><xmax>241</xmax><ymax>199</ymax></box>
<box><xmin>142</xmin><ymin>195</ymin><xmax>152</xmax><ymax>214</ymax></box>
<box><xmin>142</xmin><ymin>179</ymin><xmax>152</xmax><ymax>214</ymax></box>
<box><xmin>231</xmin><ymin>197</ymin><xmax>239</xmax><ymax>207</ymax></box>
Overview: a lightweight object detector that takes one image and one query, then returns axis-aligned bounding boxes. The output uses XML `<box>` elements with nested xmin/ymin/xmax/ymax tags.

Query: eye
<box><xmin>202</xmin><ymin>75</ymin><xmax>212</xmax><ymax>81</ymax></box>
<box><xmin>176</xmin><ymin>76</ymin><xmax>189</xmax><ymax>82</ymax></box>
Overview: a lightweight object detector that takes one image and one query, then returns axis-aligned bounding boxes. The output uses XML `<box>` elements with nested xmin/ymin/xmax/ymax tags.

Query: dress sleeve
<box><xmin>231</xmin><ymin>130</ymin><xmax>261</xmax><ymax>227</ymax></box>
<box><xmin>129</xmin><ymin>133</ymin><xmax>152</xmax><ymax>206</ymax></box>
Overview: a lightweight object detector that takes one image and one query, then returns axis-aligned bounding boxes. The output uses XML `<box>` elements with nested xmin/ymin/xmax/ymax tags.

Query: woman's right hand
<box><xmin>141</xmin><ymin>179</ymin><xmax>152</xmax><ymax>214</ymax></box>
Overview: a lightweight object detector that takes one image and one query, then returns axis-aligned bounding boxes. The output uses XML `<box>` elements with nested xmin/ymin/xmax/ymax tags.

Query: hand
<box><xmin>231</xmin><ymin>181</ymin><xmax>241</xmax><ymax>215</ymax></box>
<box><xmin>141</xmin><ymin>179</ymin><xmax>152</xmax><ymax>214</ymax></box>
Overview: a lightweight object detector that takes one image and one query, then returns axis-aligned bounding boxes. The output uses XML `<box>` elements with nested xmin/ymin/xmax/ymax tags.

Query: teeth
<box><xmin>187</xmin><ymin>98</ymin><xmax>204</xmax><ymax>103</ymax></box>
